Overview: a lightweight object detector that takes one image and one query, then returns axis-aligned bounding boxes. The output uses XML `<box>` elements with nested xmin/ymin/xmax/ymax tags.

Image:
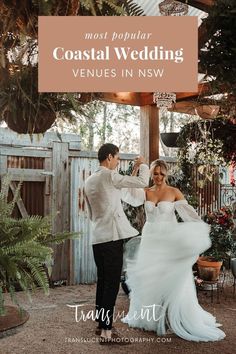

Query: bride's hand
<box><xmin>132</xmin><ymin>156</ymin><xmax>145</xmax><ymax>175</ymax></box>
<box><xmin>134</xmin><ymin>156</ymin><xmax>145</xmax><ymax>166</ymax></box>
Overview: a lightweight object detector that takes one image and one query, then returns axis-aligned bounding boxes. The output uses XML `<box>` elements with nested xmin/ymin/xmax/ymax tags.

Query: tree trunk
<box><xmin>101</xmin><ymin>104</ymin><xmax>107</xmax><ymax>144</ymax></box>
<box><xmin>88</xmin><ymin>119</ymin><xmax>94</xmax><ymax>150</ymax></box>
<box><xmin>169</xmin><ymin>112</ymin><xmax>175</xmax><ymax>132</ymax></box>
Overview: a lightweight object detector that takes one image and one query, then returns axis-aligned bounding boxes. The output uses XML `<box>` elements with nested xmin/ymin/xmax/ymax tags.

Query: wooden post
<box><xmin>140</xmin><ymin>105</ymin><xmax>160</xmax><ymax>164</ymax></box>
<box><xmin>51</xmin><ymin>142</ymin><xmax>70</xmax><ymax>283</ymax></box>
<box><xmin>44</xmin><ymin>157</ymin><xmax>52</xmax><ymax>216</ymax></box>
<box><xmin>0</xmin><ymin>154</ymin><xmax>7</xmax><ymax>176</ymax></box>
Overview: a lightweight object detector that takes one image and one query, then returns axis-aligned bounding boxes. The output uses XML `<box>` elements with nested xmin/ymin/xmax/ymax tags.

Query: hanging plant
<box><xmin>177</xmin><ymin>118</ymin><xmax>236</xmax><ymax>188</ymax></box>
<box><xmin>0</xmin><ymin>0</ymin><xmax>145</xmax><ymax>134</ymax></box>
<box><xmin>0</xmin><ymin>65</ymin><xmax>78</xmax><ymax>134</ymax></box>
<box><xmin>199</xmin><ymin>0</ymin><xmax>236</xmax><ymax>95</ymax></box>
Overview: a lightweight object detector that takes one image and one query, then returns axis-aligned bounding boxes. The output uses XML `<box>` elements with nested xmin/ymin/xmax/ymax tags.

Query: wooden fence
<box><xmin>1</xmin><ymin>128</ymin><xmax>235</xmax><ymax>284</ymax></box>
<box><xmin>0</xmin><ymin>128</ymin><xmax>135</xmax><ymax>284</ymax></box>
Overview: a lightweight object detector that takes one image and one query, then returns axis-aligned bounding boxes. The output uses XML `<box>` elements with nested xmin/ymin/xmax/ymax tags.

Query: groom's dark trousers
<box><xmin>93</xmin><ymin>239</ymin><xmax>123</xmax><ymax>330</ymax></box>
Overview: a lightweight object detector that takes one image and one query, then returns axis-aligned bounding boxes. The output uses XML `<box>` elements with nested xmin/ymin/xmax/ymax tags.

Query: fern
<box><xmin>121</xmin><ymin>0</ymin><xmax>145</xmax><ymax>16</ymax></box>
<box><xmin>0</xmin><ymin>176</ymin><xmax>79</xmax><ymax>314</ymax></box>
<box><xmin>79</xmin><ymin>0</ymin><xmax>145</xmax><ymax>16</ymax></box>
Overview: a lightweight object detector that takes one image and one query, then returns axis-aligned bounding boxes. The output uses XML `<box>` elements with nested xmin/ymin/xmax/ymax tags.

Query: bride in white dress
<box><xmin>122</xmin><ymin>159</ymin><xmax>225</xmax><ymax>342</ymax></box>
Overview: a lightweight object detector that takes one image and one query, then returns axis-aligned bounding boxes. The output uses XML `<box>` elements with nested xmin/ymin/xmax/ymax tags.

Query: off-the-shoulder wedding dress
<box><xmin>121</xmin><ymin>191</ymin><xmax>225</xmax><ymax>342</ymax></box>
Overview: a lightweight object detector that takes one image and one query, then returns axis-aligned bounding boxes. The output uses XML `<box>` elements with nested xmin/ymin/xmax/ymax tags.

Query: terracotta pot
<box><xmin>197</xmin><ymin>256</ymin><xmax>222</xmax><ymax>281</ymax></box>
<box><xmin>0</xmin><ymin>306</ymin><xmax>29</xmax><ymax>333</ymax></box>
<box><xmin>195</xmin><ymin>105</ymin><xmax>220</xmax><ymax>119</ymax></box>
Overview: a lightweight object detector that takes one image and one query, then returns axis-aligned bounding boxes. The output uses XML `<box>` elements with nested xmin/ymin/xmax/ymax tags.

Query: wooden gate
<box><xmin>0</xmin><ymin>128</ymin><xmax>81</xmax><ymax>283</ymax></box>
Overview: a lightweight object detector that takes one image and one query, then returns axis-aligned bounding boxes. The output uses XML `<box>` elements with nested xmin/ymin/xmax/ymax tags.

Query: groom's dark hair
<box><xmin>98</xmin><ymin>143</ymin><xmax>119</xmax><ymax>162</ymax></box>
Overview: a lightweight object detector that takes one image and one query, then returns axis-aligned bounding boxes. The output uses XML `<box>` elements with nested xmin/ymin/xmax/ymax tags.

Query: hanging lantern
<box><xmin>155</xmin><ymin>1</ymin><xmax>187</xmax><ymax>113</ymax></box>
<box><xmin>153</xmin><ymin>92</ymin><xmax>176</xmax><ymax>112</ymax></box>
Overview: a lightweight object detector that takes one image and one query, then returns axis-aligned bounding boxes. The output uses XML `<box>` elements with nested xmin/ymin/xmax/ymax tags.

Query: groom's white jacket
<box><xmin>85</xmin><ymin>164</ymin><xmax>149</xmax><ymax>244</ymax></box>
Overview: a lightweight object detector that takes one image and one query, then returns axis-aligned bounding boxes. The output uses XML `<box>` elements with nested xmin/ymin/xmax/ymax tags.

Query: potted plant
<box><xmin>195</xmin><ymin>105</ymin><xmax>220</xmax><ymax>120</ymax></box>
<box><xmin>160</xmin><ymin>132</ymin><xmax>180</xmax><ymax>148</ymax></box>
<box><xmin>0</xmin><ymin>65</ymin><xmax>78</xmax><ymax>135</ymax></box>
<box><xmin>177</xmin><ymin>118</ymin><xmax>236</xmax><ymax>189</ymax></box>
<box><xmin>0</xmin><ymin>1</ymin><xmax>145</xmax><ymax>135</ymax></box>
<box><xmin>197</xmin><ymin>206</ymin><xmax>236</xmax><ymax>281</ymax></box>
<box><xmin>0</xmin><ymin>176</ymin><xmax>76</xmax><ymax>333</ymax></box>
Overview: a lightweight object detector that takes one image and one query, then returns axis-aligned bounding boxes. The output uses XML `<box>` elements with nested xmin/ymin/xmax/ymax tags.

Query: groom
<box><xmin>85</xmin><ymin>143</ymin><xmax>149</xmax><ymax>345</ymax></box>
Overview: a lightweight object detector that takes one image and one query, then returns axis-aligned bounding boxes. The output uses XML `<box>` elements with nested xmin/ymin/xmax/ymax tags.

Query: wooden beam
<box><xmin>1</xmin><ymin>168</ymin><xmax>46</xmax><ymax>182</ymax></box>
<box><xmin>0</xmin><ymin>128</ymin><xmax>81</xmax><ymax>150</ymax></box>
<box><xmin>101</xmin><ymin>86</ymin><xmax>219</xmax><ymax>115</ymax></box>
<box><xmin>139</xmin><ymin>84</ymin><xmax>210</xmax><ymax>106</ymax></box>
<box><xmin>178</xmin><ymin>0</ymin><xmax>213</xmax><ymax>12</ymax></box>
<box><xmin>9</xmin><ymin>182</ymin><xmax>29</xmax><ymax>218</ymax></box>
<box><xmin>176</xmin><ymin>83</ymin><xmax>210</xmax><ymax>100</ymax></box>
<box><xmin>140</xmin><ymin>105</ymin><xmax>159</xmax><ymax>164</ymax></box>
<box><xmin>99</xmin><ymin>92</ymin><xmax>141</xmax><ymax>106</ymax></box>
<box><xmin>198</xmin><ymin>20</ymin><xmax>208</xmax><ymax>51</ymax></box>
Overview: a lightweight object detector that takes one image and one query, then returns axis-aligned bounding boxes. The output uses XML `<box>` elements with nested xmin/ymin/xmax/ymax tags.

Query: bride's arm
<box><xmin>121</xmin><ymin>188</ymin><xmax>146</xmax><ymax>206</ymax></box>
<box><xmin>174</xmin><ymin>188</ymin><xmax>201</xmax><ymax>222</ymax></box>
<box><xmin>121</xmin><ymin>162</ymin><xmax>147</xmax><ymax>206</ymax></box>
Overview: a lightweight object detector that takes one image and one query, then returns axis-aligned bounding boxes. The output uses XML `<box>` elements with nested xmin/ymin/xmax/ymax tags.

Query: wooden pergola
<box><xmin>98</xmin><ymin>0</ymin><xmax>215</xmax><ymax>163</ymax></box>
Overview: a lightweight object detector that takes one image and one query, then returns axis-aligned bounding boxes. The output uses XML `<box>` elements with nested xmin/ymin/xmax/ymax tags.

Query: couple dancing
<box><xmin>85</xmin><ymin>143</ymin><xmax>225</xmax><ymax>345</ymax></box>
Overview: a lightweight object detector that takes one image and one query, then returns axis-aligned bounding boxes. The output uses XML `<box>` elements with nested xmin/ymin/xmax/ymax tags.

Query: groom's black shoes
<box><xmin>95</xmin><ymin>326</ymin><xmax>116</xmax><ymax>336</ymax></box>
<box><xmin>95</xmin><ymin>327</ymin><xmax>102</xmax><ymax>335</ymax></box>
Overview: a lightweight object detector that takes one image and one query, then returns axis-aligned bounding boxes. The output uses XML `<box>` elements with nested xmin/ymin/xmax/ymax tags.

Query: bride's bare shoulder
<box><xmin>145</xmin><ymin>186</ymin><xmax>155</xmax><ymax>197</ymax></box>
<box><xmin>168</xmin><ymin>186</ymin><xmax>185</xmax><ymax>200</ymax></box>
<box><xmin>167</xmin><ymin>185</ymin><xmax>178</xmax><ymax>192</ymax></box>
<box><xmin>145</xmin><ymin>186</ymin><xmax>155</xmax><ymax>192</ymax></box>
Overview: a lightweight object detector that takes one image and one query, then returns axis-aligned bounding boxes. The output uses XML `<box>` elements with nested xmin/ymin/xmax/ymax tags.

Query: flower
<box><xmin>202</xmin><ymin>206</ymin><xmax>236</xmax><ymax>261</ymax></box>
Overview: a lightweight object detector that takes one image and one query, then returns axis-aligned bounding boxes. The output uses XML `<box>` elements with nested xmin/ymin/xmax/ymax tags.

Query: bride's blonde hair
<box><xmin>150</xmin><ymin>159</ymin><xmax>169</xmax><ymax>183</ymax></box>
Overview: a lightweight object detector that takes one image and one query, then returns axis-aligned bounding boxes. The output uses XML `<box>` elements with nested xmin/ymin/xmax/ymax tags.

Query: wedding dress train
<box><xmin>121</xmin><ymin>195</ymin><xmax>226</xmax><ymax>342</ymax></box>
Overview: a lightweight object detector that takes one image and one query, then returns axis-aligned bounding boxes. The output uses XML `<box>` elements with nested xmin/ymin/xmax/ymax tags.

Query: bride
<box><xmin>121</xmin><ymin>159</ymin><xmax>225</xmax><ymax>342</ymax></box>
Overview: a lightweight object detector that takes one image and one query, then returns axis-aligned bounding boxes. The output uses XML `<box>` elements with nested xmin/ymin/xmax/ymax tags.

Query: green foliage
<box><xmin>0</xmin><ymin>0</ymin><xmax>145</xmax><ymax>42</ymax></box>
<box><xmin>0</xmin><ymin>1</ymin><xmax>144</xmax><ymax>40</ymax></box>
<box><xmin>0</xmin><ymin>0</ymin><xmax>145</xmax><ymax>134</ymax></box>
<box><xmin>177</xmin><ymin>118</ymin><xmax>236</xmax><ymax>189</ymax></box>
<box><xmin>199</xmin><ymin>0</ymin><xmax>236</xmax><ymax>94</ymax></box>
<box><xmin>203</xmin><ymin>206</ymin><xmax>236</xmax><ymax>261</ymax></box>
<box><xmin>0</xmin><ymin>65</ymin><xmax>79</xmax><ymax>134</ymax></box>
<box><xmin>0</xmin><ymin>176</ymin><xmax>77</xmax><ymax>314</ymax></box>
<box><xmin>119</xmin><ymin>161</ymin><xmax>134</xmax><ymax>176</ymax></box>
<box><xmin>61</xmin><ymin>101</ymin><xmax>140</xmax><ymax>152</ymax></box>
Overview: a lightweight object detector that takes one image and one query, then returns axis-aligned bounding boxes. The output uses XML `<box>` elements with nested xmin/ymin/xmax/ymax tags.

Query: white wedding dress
<box><xmin>121</xmin><ymin>192</ymin><xmax>226</xmax><ymax>342</ymax></box>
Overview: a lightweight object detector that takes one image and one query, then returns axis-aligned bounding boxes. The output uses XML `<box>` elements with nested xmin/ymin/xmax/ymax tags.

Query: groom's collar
<box><xmin>95</xmin><ymin>166</ymin><xmax>109</xmax><ymax>172</ymax></box>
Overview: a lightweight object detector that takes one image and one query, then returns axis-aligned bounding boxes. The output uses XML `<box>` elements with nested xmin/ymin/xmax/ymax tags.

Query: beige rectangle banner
<box><xmin>38</xmin><ymin>16</ymin><xmax>198</xmax><ymax>92</ymax></box>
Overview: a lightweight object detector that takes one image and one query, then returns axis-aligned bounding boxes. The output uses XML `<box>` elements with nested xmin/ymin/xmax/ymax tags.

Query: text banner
<box><xmin>38</xmin><ymin>16</ymin><xmax>198</xmax><ymax>92</ymax></box>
